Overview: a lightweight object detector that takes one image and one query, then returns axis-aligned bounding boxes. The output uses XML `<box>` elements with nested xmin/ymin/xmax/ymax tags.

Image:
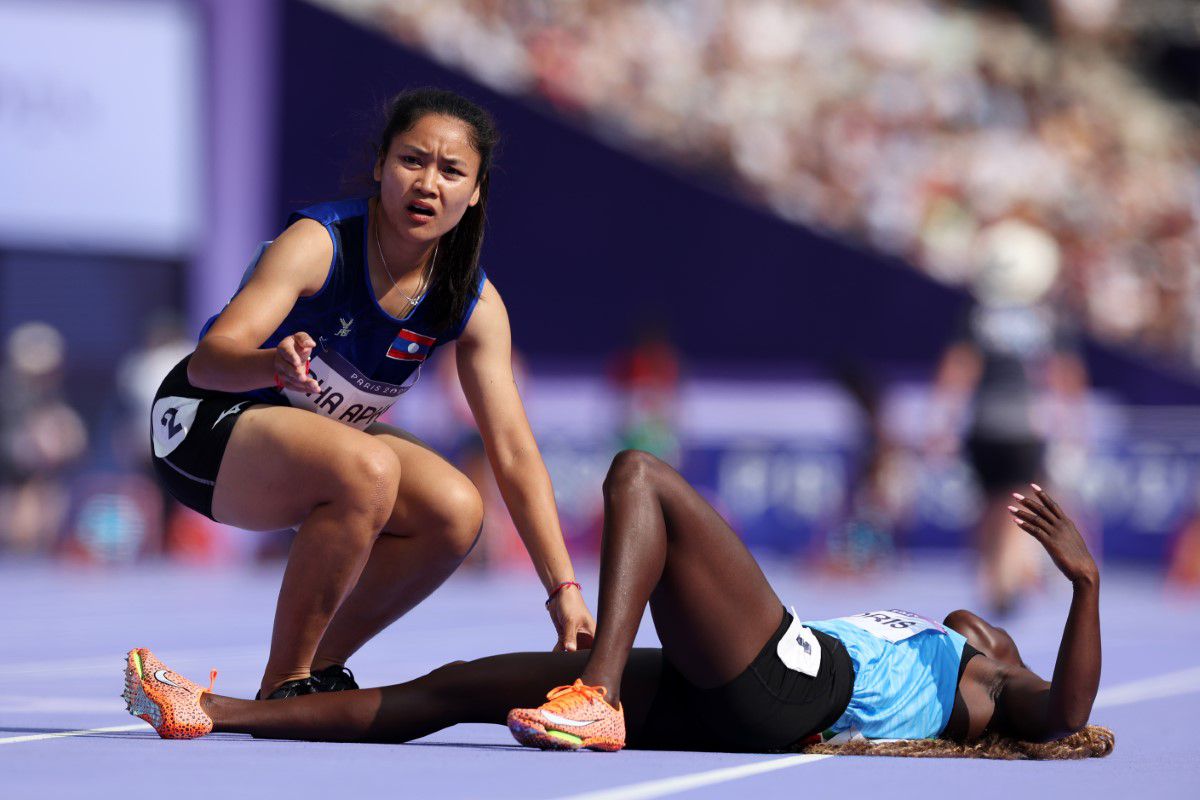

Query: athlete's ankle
<box><xmin>577</xmin><ymin>673</ymin><xmax>620</xmax><ymax>707</ymax></box>
<box><xmin>259</xmin><ymin>671</ymin><xmax>311</xmax><ymax>698</ymax></box>
<box><xmin>309</xmin><ymin>657</ymin><xmax>345</xmax><ymax>674</ymax></box>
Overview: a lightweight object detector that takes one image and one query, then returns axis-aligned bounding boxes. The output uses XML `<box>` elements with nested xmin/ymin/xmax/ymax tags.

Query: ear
<box><xmin>469</xmin><ymin>183</ymin><xmax>481</xmax><ymax>207</ymax></box>
<box><xmin>373</xmin><ymin>156</ymin><xmax>383</xmax><ymax>183</ymax></box>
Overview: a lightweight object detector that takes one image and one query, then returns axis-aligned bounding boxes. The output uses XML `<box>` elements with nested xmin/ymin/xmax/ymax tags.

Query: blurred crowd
<box><xmin>325</xmin><ymin>0</ymin><xmax>1200</xmax><ymax>366</ymax></box>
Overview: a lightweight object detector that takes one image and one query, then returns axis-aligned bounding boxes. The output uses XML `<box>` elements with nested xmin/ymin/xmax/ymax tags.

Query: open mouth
<box><xmin>407</xmin><ymin>203</ymin><xmax>435</xmax><ymax>217</ymax></box>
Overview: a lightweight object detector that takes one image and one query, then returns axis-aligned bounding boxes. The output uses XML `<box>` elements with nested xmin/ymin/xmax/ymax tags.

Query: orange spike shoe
<box><xmin>507</xmin><ymin>679</ymin><xmax>625</xmax><ymax>752</ymax></box>
<box><xmin>122</xmin><ymin>648</ymin><xmax>217</xmax><ymax>740</ymax></box>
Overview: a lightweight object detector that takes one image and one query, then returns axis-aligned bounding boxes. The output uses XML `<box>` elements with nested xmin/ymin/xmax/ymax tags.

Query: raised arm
<box><xmin>998</xmin><ymin>486</ymin><xmax>1101</xmax><ymax>741</ymax></box>
<box><xmin>455</xmin><ymin>280</ymin><xmax>596</xmax><ymax>651</ymax></box>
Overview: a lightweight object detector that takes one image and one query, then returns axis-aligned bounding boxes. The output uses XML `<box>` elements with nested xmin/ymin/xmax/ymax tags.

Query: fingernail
<box><xmin>1012</xmin><ymin>493</ymin><xmax>1025</xmax><ymax>500</ymax></box>
<box><xmin>1007</xmin><ymin>506</ymin><xmax>1019</xmax><ymax>512</ymax></box>
<box><xmin>1031</xmin><ymin>483</ymin><xmax>1042</xmax><ymax>491</ymax></box>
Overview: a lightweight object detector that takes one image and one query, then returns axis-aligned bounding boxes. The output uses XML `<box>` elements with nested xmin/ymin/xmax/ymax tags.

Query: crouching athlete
<box><xmin>123</xmin><ymin>451</ymin><xmax>1112</xmax><ymax>758</ymax></box>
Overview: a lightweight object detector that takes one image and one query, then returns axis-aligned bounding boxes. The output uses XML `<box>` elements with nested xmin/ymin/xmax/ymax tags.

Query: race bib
<box><xmin>281</xmin><ymin>342</ymin><xmax>415</xmax><ymax>431</ymax></box>
<box><xmin>837</xmin><ymin>609</ymin><xmax>948</xmax><ymax>644</ymax></box>
<box><xmin>152</xmin><ymin>396</ymin><xmax>201</xmax><ymax>458</ymax></box>
<box><xmin>777</xmin><ymin>607</ymin><xmax>823</xmax><ymax>677</ymax></box>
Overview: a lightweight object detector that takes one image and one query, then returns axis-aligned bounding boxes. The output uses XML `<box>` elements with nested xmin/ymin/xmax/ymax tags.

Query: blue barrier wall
<box><xmin>277</xmin><ymin>1</ymin><xmax>1200</xmax><ymax>404</ymax></box>
<box><xmin>278</xmin><ymin>1</ymin><xmax>970</xmax><ymax>368</ymax></box>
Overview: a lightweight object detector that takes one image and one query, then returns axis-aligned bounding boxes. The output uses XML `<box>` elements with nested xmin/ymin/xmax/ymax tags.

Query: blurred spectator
<box><xmin>928</xmin><ymin>215</ymin><xmax>1090</xmax><ymax>614</ymax></box>
<box><xmin>825</xmin><ymin>363</ymin><xmax>901</xmax><ymax>573</ymax></box>
<box><xmin>114</xmin><ymin>310</ymin><xmax>221</xmax><ymax>562</ymax></box>
<box><xmin>0</xmin><ymin>322</ymin><xmax>87</xmax><ymax>553</ymax></box>
<box><xmin>608</xmin><ymin>323</ymin><xmax>681</xmax><ymax>466</ymax></box>
<box><xmin>325</xmin><ymin>0</ymin><xmax>1199</xmax><ymax>369</ymax></box>
<box><xmin>435</xmin><ymin>341</ymin><xmax>530</xmax><ymax>570</ymax></box>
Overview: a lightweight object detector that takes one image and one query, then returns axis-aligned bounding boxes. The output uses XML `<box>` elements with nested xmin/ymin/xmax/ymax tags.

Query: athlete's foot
<box><xmin>507</xmin><ymin>679</ymin><xmax>625</xmax><ymax>752</ymax></box>
<box><xmin>123</xmin><ymin>648</ymin><xmax>216</xmax><ymax>740</ymax></box>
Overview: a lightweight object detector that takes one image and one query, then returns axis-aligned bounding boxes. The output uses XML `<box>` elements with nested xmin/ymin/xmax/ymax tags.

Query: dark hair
<box><xmin>375</xmin><ymin>88</ymin><xmax>499</xmax><ymax>331</ymax></box>
<box><xmin>795</xmin><ymin>725</ymin><xmax>1115</xmax><ymax>760</ymax></box>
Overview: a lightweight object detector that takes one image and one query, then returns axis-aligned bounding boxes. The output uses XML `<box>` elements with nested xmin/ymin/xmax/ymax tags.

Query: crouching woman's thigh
<box><xmin>212</xmin><ymin>405</ymin><xmax>401</xmax><ymax>532</ymax></box>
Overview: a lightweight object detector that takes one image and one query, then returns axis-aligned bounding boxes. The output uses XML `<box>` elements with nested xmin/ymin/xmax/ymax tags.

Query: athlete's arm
<box><xmin>996</xmin><ymin>488</ymin><xmax>1101</xmax><ymax>741</ymax></box>
<box><xmin>455</xmin><ymin>280</ymin><xmax>596</xmax><ymax>651</ymax></box>
<box><xmin>188</xmin><ymin>219</ymin><xmax>330</xmax><ymax>394</ymax></box>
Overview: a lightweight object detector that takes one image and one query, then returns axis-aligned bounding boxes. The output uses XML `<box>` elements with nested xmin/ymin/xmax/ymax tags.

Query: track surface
<box><xmin>1</xmin><ymin>556</ymin><xmax>1195</xmax><ymax>798</ymax></box>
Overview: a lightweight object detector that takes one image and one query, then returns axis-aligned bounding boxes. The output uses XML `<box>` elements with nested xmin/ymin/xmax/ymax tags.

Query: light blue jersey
<box><xmin>805</xmin><ymin>610</ymin><xmax>967</xmax><ymax>740</ymax></box>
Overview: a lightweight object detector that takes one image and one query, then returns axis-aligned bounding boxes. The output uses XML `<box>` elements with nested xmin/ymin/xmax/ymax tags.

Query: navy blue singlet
<box><xmin>198</xmin><ymin>197</ymin><xmax>485</xmax><ymax>429</ymax></box>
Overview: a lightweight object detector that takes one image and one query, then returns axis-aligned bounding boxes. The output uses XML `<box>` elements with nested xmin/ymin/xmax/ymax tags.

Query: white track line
<box><xmin>0</xmin><ymin>724</ymin><xmax>145</xmax><ymax>745</ymax></box>
<box><xmin>552</xmin><ymin>664</ymin><xmax>1200</xmax><ymax>800</ymax></box>
<box><xmin>1094</xmin><ymin>665</ymin><xmax>1200</xmax><ymax>709</ymax></box>
<box><xmin>556</xmin><ymin>754</ymin><xmax>833</xmax><ymax>800</ymax></box>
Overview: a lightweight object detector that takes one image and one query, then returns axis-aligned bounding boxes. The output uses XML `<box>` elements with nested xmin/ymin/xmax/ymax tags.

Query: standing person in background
<box><xmin>433</xmin><ymin>340</ymin><xmax>531</xmax><ymax>570</ymax></box>
<box><xmin>609</xmin><ymin>324</ymin><xmax>681</xmax><ymax>466</ymax></box>
<box><xmin>148</xmin><ymin>88</ymin><xmax>594</xmax><ymax>700</ymax></box>
<box><xmin>929</xmin><ymin>216</ymin><xmax>1088</xmax><ymax>615</ymax></box>
<box><xmin>0</xmin><ymin>323</ymin><xmax>87</xmax><ymax>554</ymax></box>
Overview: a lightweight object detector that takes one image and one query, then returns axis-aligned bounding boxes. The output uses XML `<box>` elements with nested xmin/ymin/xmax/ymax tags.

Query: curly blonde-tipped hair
<box><xmin>795</xmin><ymin>726</ymin><xmax>1114</xmax><ymax>760</ymax></box>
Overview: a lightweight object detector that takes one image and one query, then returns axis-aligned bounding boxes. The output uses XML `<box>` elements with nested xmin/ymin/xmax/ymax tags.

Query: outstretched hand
<box><xmin>1008</xmin><ymin>484</ymin><xmax>1098</xmax><ymax>587</ymax></box>
<box><xmin>548</xmin><ymin>586</ymin><xmax>596</xmax><ymax>652</ymax></box>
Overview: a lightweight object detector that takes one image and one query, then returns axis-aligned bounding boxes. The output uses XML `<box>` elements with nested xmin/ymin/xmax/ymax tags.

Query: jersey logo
<box><xmin>386</xmin><ymin>329</ymin><xmax>436</xmax><ymax>362</ymax></box>
<box><xmin>336</xmin><ymin>317</ymin><xmax>354</xmax><ymax>337</ymax></box>
<box><xmin>211</xmin><ymin>401</ymin><xmax>250</xmax><ymax>430</ymax></box>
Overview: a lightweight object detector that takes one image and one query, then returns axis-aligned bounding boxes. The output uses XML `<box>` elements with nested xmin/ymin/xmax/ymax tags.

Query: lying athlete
<box><xmin>124</xmin><ymin>451</ymin><xmax>1111</xmax><ymax>758</ymax></box>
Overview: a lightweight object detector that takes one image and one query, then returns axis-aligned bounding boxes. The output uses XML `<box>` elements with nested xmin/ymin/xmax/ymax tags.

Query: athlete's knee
<box><xmin>332</xmin><ymin>443</ymin><xmax>401</xmax><ymax>528</ymax></box>
<box><xmin>435</xmin><ymin>478</ymin><xmax>484</xmax><ymax>560</ymax></box>
<box><xmin>604</xmin><ymin>449</ymin><xmax>663</xmax><ymax>496</ymax></box>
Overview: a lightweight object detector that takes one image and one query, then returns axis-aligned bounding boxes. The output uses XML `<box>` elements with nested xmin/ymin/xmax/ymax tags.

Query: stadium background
<box><xmin>2</xmin><ymin>0</ymin><xmax>1199</xmax><ymax>574</ymax></box>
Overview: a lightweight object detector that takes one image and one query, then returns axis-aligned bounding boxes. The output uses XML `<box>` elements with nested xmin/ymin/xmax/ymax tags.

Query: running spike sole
<box><xmin>123</xmin><ymin>649</ymin><xmax>164</xmax><ymax>732</ymax></box>
<box><xmin>507</xmin><ymin>720</ymin><xmax>623</xmax><ymax>752</ymax></box>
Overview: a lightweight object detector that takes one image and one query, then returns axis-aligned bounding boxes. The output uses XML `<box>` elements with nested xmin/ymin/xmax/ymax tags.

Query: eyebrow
<box><xmin>401</xmin><ymin>144</ymin><xmax>464</xmax><ymax>166</ymax></box>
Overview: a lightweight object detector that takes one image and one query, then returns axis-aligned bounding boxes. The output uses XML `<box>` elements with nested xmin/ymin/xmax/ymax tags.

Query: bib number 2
<box><xmin>152</xmin><ymin>396</ymin><xmax>201</xmax><ymax>458</ymax></box>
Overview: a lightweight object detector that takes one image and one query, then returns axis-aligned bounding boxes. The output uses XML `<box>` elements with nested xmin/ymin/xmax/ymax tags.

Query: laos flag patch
<box><xmin>386</xmin><ymin>329</ymin><xmax>436</xmax><ymax>362</ymax></box>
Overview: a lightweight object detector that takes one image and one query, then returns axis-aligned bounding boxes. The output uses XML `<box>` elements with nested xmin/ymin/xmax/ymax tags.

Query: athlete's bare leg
<box><xmin>311</xmin><ymin>423</ymin><xmax>483</xmax><ymax>673</ymax></box>
<box><xmin>201</xmin><ymin>650</ymin><xmax>666</xmax><ymax>744</ymax></box>
<box><xmin>199</xmin><ymin>449</ymin><xmax>782</xmax><ymax>741</ymax></box>
<box><xmin>212</xmin><ymin>407</ymin><xmax>401</xmax><ymax>699</ymax></box>
<box><xmin>579</xmin><ymin>450</ymin><xmax>783</xmax><ymax>704</ymax></box>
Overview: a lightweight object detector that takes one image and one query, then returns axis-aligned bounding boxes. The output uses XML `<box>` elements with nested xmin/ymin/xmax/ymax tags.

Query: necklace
<box><xmin>374</xmin><ymin>204</ymin><xmax>435</xmax><ymax>308</ymax></box>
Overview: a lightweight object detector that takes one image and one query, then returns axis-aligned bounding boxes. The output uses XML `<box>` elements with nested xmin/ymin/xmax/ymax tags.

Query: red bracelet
<box><xmin>545</xmin><ymin>581</ymin><xmax>581</xmax><ymax>608</ymax></box>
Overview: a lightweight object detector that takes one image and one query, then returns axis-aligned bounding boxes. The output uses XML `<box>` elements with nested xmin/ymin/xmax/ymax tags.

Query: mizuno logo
<box><xmin>154</xmin><ymin>669</ymin><xmax>184</xmax><ymax>689</ymax></box>
<box><xmin>212</xmin><ymin>401</ymin><xmax>250</xmax><ymax>430</ymax></box>
<box><xmin>540</xmin><ymin>710</ymin><xmax>599</xmax><ymax>728</ymax></box>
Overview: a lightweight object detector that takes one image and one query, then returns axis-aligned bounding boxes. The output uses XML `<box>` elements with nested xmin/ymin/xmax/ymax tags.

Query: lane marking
<box><xmin>552</xmin><ymin>664</ymin><xmax>1200</xmax><ymax>800</ymax></box>
<box><xmin>0</xmin><ymin>724</ymin><xmax>146</xmax><ymax>745</ymax></box>
<box><xmin>555</xmin><ymin>754</ymin><xmax>833</xmax><ymax>800</ymax></box>
<box><xmin>1094</xmin><ymin>665</ymin><xmax>1200</xmax><ymax>709</ymax></box>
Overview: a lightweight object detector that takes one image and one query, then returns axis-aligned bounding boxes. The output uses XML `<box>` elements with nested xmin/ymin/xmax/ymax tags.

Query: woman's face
<box><xmin>374</xmin><ymin>113</ymin><xmax>483</xmax><ymax>245</ymax></box>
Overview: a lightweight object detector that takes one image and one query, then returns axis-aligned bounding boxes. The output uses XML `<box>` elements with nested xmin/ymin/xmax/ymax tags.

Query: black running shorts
<box><xmin>635</xmin><ymin>607</ymin><xmax>854</xmax><ymax>752</ymax></box>
<box><xmin>150</xmin><ymin>355</ymin><xmax>270</xmax><ymax>521</ymax></box>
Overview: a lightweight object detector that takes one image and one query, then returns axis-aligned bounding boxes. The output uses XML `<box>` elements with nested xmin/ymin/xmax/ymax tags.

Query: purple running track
<box><xmin>0</xmin><ymin>555</ymin><xmax>1195</xmax><ymax>799</ymax></box>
